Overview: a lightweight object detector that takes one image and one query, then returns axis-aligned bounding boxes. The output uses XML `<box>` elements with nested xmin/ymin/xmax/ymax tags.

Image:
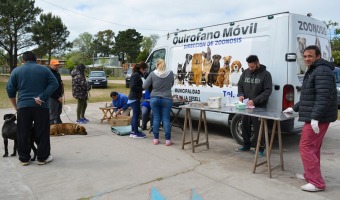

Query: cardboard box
<box><xmin>110</xmin><ymin>115</ymin><xmax>131</xmax><ymax>126</ymax></box>
<box><xmin>208</xmin><ymin>97</ymin><xmax>221</xmax><ymax>108</ymax></box>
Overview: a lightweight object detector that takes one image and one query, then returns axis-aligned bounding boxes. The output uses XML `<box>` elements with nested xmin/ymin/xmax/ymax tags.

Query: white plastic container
<box><xmin>208</xmin><ymin>97</ymin><xmax>221</xmax><ymax>108</ymax></box>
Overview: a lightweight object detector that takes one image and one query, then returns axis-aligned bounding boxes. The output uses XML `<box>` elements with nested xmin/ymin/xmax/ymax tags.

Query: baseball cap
<box><xmin>50</xmin><ymin>59</ymin><xmax>60</xmax><ymax>65</ymax></box>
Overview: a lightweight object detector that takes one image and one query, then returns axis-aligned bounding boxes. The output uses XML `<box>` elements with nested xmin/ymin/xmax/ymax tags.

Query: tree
<box><xmin>0</xmin><ymin>0</ymin><xmax>42</xmax><ymax>71</ymax></box>
<box><xmin>112</xmin><ymin>29</ymin><xmax>143</xmax><ymax>63</ymax></box>
<box><xmin>73</xmin><ymin>32</ymin><xmax>95</xmax><ymax>62</ymax></box>
<box><xmin>137</xmin><ymin>34</ymin><xmax>159</xmax><ymax>62</ymax></box>
<box><xmin>31</xmin><ymin>12</ymin><xmax>72</xmax><ymax>62</ymax></box>
<box><xmin>94</xmin><ymin>30</ymin><xmax>115</xmax><ymax>57</ymax></box>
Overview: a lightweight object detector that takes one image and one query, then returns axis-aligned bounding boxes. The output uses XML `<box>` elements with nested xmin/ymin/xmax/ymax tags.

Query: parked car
<box><xmin>87</xmin><ymin>71</ymin><xmax>108</xmax><ymax>88</ymax></box>
<box><xmin>333</xmin><ymin>67</ymin><xmax>340</xmax><ymax>108</ymax></box>
<box><xmin>125</xmin><ymin>67</ymin><xmax>132</xmax><ymax>88</ymax></box>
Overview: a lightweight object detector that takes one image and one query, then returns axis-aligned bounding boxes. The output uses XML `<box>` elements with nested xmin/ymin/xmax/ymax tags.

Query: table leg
<box><xmin>188</xmin><ymin>109</ymin><xmax>195</xmax><ymax>153</ymax></box>
<box><xmin>277</xmin><ymin>121</ymin><xmax>284</xmax><ymax>170</ymax></box>
<box><xmin>182</xmin><ymin>109</ymin><xmax>188</xmax><ymax>150</ymax></box>
<box><xmin>263</xmin><ymin>119</ymin><xmax>272</xmax><ymax>178</ymax></box>
<box><xmin>203</xmin><ymin>111</ymin><xmax>209</xmax><ymax>149</ymax></box>
<box><xmin>253</xmin><ymin>118</ymin><xmax>264</xmax><ymax>173</ymax></box>
<box><xmin>196</xmin><ymin>110</ymin><xmax>202</xmax><ymax>144</ymax></box>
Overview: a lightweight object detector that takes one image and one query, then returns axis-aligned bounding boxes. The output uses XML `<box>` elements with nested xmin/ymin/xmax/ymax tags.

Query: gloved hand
<box><xmin>283</xmin><ymin>107</ymin><xmax>294</xmax><ymax>113</ymax></box>
<box><xmin>311</xmin><ymin>119</ymin><xmax>320</xmax><ymax>134</ymax></box>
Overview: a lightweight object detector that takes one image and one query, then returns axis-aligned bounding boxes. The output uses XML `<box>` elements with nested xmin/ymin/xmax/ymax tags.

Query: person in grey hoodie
<box><xmin>235</xmin><ymin>55</ymin><xmax>272</xmax><ymax>157</ymax></box>
<box><xmin>143</xmin><ymin>59</ymin><xmax>174</xmax><ymax>146</ymax></box>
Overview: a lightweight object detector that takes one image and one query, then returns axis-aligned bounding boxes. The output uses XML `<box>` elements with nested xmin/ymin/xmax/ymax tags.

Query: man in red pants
<box><xmin>284</xmin><ymin>45</ymin><xmax>337</xmax><ymax>192</ymax></box>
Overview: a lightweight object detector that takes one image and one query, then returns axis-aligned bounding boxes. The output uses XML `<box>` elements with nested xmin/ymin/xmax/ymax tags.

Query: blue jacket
<box><xmin>6</xmin><ymin>61</ymin><xmax>59</xmax><ymax>109</ymax></box>
<box><xmin>141</xmin><ymin>90</ymin><xmax>151</xmax><ymax>109</ymax></box>
<box><xmin>112</xmin><ymin>93</ymin><xmax>129</xmax><ymax>111</ymax></box>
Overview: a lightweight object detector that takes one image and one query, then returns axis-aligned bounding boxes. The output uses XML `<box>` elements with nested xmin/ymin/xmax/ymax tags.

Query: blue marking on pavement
<box><xmin>192</xmin><ymin>189</ymin><xmax>203</xmax><ymax>200</ymax></box>
<box><xmin>151</xmin><ymin>187</ymin><xmax>166</xmax><ymax>200</ymax></box>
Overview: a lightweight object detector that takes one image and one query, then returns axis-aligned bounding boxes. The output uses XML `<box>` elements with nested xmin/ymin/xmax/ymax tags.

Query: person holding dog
<box><xmin>6</xmin><ymin>51</ymin><xmax>58</xmax><ymax>166</ymax></box>
<box><xmin>235</xmin><ymin>55</ymin><xmax>272</xmax><ymax>157</ymax></box>
<box><xmin>49</xmin><ymin>59</ymin><xmax>64</xmax><ymax>124</ymax></box>
<box><xmin>284</xmin><ymin>45</ymin><xmax>337</xmax><ymax>192</ymax></box>
<box><xmin>110</xmin><ymin>91</ymin><xmax>131</xmax><ymax>116</ymax></box>
<box><xmin>71</xmin><ymin>63</ymin><xmax>90</xmax><ymax>124</ymax></box>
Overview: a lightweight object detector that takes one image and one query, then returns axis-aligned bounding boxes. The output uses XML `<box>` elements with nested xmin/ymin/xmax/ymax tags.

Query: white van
<box><xmin>145</xmin><ymin>12</ymin><xmax>331</xmax><ymax>145</ymax></box>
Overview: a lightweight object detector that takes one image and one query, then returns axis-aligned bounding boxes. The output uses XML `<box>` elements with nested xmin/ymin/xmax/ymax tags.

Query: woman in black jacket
<box><xmin>128</xmin><ymin>62</ymin><xmax>148</xmax><ymax>138</ymax></box>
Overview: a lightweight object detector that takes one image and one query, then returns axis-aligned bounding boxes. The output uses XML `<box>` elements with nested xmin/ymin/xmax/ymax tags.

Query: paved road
<box><xmin>1</xmin><ymin>102</ymin><xmax>340</xmax><ymax>200</ymax></box>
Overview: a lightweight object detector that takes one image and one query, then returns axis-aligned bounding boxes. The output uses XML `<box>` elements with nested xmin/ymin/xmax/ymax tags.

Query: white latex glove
<box><xmin>283</xmin><ymin>107</ymin><xmax>294</xmax><ymax>113</ymax></box>
<box><xmin>311</xmin><ymin>119</ymin><xmax>320</xmax><ymax>134</ymax></box>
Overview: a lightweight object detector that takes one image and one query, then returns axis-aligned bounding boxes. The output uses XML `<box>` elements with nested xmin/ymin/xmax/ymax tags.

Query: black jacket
<box><xmin>293</xmin><ymin>59</ymin><xmax>337</xmax><ymax>122</ymax></box>
<box><xmin>238</xmin><ymin>64</ymin><xmax>272</xmax><ymax>108</ymax></box>
<box><xmin>49</xmin><ymin>67</ymin><xmax>63</xmax><ymax>99</ymax></box>
<box><xmin>128</xmin><ymin>71</ymin><xmax>144</xmax><ymax>100</ymax></box>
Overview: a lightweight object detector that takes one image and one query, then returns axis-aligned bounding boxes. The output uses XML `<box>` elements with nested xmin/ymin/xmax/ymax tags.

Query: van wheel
<box><xmin>230</xmin><ymin>114</ymin><xmax>256</xmax><ymax>146</ymax></box>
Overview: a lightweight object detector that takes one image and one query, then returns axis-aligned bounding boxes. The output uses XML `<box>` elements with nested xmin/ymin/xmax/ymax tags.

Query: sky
<box><xmin>34</xmin><ymin>0</ymin><xmax>340</xmax><ymax>42</ymax></box>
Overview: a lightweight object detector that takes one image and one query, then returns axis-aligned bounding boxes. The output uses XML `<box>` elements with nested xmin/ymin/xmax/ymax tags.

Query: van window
<box><xmin>146</xmin><ymin>49</ymin><xmax>166</xmax><ymax>72</ymax></box>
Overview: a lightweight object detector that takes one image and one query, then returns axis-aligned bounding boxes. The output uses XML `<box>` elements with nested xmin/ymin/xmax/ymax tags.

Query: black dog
<box><xmin>2</xmin><ymin>114</ymin><xmax>37</xmax><ymax>161</ymax></box>
<box><xmin>207</xmin><ymin>54</ymin><xmax>222</xmax><ymax>87</ymax></box>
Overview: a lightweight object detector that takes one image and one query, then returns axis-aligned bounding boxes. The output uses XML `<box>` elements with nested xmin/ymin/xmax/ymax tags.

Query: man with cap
<box><xmin>49</xmin><ymin>59</ymin><xmax>64</xmax><ymax>124</ymax></box>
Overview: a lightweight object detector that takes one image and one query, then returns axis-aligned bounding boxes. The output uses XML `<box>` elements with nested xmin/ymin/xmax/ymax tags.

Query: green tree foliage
<box><xmin>113</xmin><ymin>29</ymin><xmax>143</xmax><ymax>63</ymax></box>
<box><xmin>94</xmin><ymin>30</ymin><xmax>115</xmax><ymax>57</ymax></box>
<box><xmin>31</xmin><ymin>12</ymin><xmax>72</xmax><ymax>62</ymax></box>
<box><xmin>0</xmin><ymin>0</ymin><xmax>42</xmax><ymax>71</ymax></box>
<box><xmin>73</xmin><ymin>32</ymin><xmax>95</xmax><ymax>62</ymax></box>
<box><xmin>137</xmin><ymin>34</ymin><xmax>159</xmax><ymax>62</ymax></box>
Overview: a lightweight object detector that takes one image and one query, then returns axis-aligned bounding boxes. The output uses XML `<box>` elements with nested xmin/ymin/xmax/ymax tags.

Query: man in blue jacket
<box><xmin>110</xmin><ymin>91</ymin><xmax>131</xmax><ymax>116</ymax></box>
<box><xmin>6</xmin><ymin>51</ymin><xmax>59</xmax><ymax>166</ymax></box>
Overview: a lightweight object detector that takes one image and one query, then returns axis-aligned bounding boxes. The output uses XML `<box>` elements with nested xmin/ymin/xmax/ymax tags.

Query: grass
<box><xmin>0</xmin><ymin>75</ymin><xmax>129</xmax><ymax>109</ymax></box>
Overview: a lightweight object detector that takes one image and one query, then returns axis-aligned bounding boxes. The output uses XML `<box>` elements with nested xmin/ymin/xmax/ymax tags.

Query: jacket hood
<box><xmin>154</xmin><ymin>69</ymin><xmax>171</xmax><ymax>78</ymax></box>
<box><xmin>314</xmin><ymin>58</ymin><xmax>335</xmax><ymax>71</ymax></box>
<box><xmin>252</xmin><ymin>64</ymin><xmax>266</xmax><ymax>74</ymax></box>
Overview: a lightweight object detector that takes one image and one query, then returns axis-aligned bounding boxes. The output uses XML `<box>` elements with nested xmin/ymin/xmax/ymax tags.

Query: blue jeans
<box><xmin>130</xmin><ymin>100</ymin><xmax>141</xmax><ymax>134</ymax></box>
<box><xmin>150</xmin><ymin>97</ymin><xmax>173</xmax><ymax>140</ymax></box>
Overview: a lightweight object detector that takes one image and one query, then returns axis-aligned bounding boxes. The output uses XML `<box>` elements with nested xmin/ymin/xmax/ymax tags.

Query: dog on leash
<box><xmin>2</xmin><ymin>114</ymin><xmax>37</xmax><ymax>161</ymax></box>
<box><xmin>50</xmin><ymin>123</ymin><xmax>87</xmax><ymax>136</ymax></box>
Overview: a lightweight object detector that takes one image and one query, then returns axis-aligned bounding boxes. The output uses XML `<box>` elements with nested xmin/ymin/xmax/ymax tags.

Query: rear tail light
<box><xmin>282</xmin><ymin>85</ymin><xmax>294</xmax><ymax>110</ymax></box>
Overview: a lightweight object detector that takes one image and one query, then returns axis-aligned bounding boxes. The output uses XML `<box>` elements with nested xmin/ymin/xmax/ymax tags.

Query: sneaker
<box><xmin>20</xmin><ymin>161</ymin><xmax>30</xmax><ymax>166</ymax></box>
<box><xmin>165</xmin><ymin>140</ymin><xmax>173</xmax><ymax>146</ymax></box>
<box><xmin>296</xmin><ymin>173</ymin><xmax>306</xmax><ymax>180</ymax></box>
<box><xmin>153</xmin><ymin>139</ymin><xmax>159</xmax><ymax>145</ymax></box>
<box><xmin>76</xmin><ymin>119</ymin><xmax>86</xmax><ymax>124</ymax></box>
<box><xmin>257</xmin><ymin>150</ymin><xmax>264</xmax><ymax>158</ymax></box>
<box><xmin>129</xmin><ymin>132</ymin><xmax>136</xmax><ymax>138</ymax></box>
<box><xmin>133</xmin><ymin>133</ymin><xmax>146</xmax><ymax>139</ymax></box>
<box><xmin>38</xmin><ymin>155</ymin><xmax>54</xmax><ymax>165</ymax></box>
<box><xmin>82</xmin><ymin>118</ymin><xmax>89</xmax><ymax>122</ymax></box>
<box><xmin>300</xmin><ymin>183</ymin><xmax>324</xmax><ymax>192</ymax></box>
<box><xmin>235</xmin><ymin>146</ymin><xmax>250</xmax><ymax>152</ymax></box>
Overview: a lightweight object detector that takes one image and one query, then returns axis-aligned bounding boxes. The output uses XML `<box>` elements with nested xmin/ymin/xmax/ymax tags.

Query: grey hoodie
<box><xmin>143</xmin><ymin>69</ymin><xmax>174</xmax><ymax>99</ymax></box>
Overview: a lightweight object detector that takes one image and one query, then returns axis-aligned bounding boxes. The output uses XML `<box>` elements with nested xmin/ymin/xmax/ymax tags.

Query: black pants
<box><xmin>49</xmin><ymin>97</ymin><xmax>62</xmax><ymax>124</ymax></box>
<box><xmin>241</xmin><ymin>115</ymin><xmax>264</xmax><ymax>150</ymax></box>
<box><xmin>17</xmin><ymin>107</ymin><xmax>51</xmax><ymax>162</ymax></box>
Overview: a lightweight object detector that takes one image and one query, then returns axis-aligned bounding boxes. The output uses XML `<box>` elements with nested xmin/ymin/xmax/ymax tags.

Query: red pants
<box><xmin>300</xmin><ymin>122</ymin><xmax>330</xmax><ymax>189</ymax></box>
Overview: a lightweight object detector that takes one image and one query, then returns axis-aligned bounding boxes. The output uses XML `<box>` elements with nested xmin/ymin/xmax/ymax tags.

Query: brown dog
<box><xmin>191</xmin><ymin>53</ymin><xmax>203</xmax><ymax>86</ymax></box>
<box><xmin>50</xmin><ymin>123</ymin><xmax>87</xmax><ymax>136</ymax></box>
<box><xmin>202</xmin><ymin>47</ymin><xmax>212</xmax><ymax>81</ymax></box>
<box><xmin>223</xmin><ymin>56</ymin><xmax>232</xmax><ymax>86</ymax></box>
<box><xmin>214</xmin><ymin>68</ymin><xmax>226</xmax><ymax>88</ymax></box>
